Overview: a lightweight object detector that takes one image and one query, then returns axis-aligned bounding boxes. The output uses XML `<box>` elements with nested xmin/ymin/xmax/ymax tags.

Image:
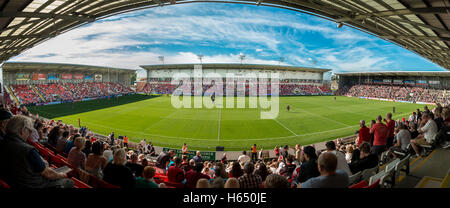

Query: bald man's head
<box><xmin>317</xmin><ymin>152</ymin><xmax>338</xmax><ymax>174</ymax></box>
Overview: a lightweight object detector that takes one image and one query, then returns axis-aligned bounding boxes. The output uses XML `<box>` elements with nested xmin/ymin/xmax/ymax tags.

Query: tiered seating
<box><xmin>35</xmin><ymin>83</ymin><xmax>73</xmax><ymax>102</ymax></box>
<box><xmin>341</xmin><ymin>84</ymin><xmax>450</xmax><ymax>104</ymax></box>
<box><xmin>26</xmin><ymin>139</ymin><xmax>119</xmax><ymax>189</ymax></box>
<box><xmin>139</xmin><ymin>82</ymin><xmax>329</xmax><ymax>96</ymax></box>
<box><xmin>11</xmin><ymin>84</ymin><xmax>42</xmax><ymax>105</ymax></box>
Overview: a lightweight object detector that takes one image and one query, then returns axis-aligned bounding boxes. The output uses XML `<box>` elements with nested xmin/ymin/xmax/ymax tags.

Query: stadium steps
<box><xmin>30</xmin><ymin>85</ymin><xmax>47</xmax><ymax>103</ymax></box>
<box><xmin>5</xmin><ymin>85</ymin><xmax>20</xmax><ymax>105</ymax></box>
<box><xmin>395</xmin><ymin>148</ymin><xmax>450</xmax><ymax>188</ymax></box>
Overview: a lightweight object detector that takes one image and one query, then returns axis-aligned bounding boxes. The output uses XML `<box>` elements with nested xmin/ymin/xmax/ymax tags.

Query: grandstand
<box><xmin>138</xmin><ymin>64</ymin><xmax>332</xmax><ymax>96</ymax></box>
<box><xmin>2</xmin><ymin>62</ymin><xmax>135</xmax><ymax>106</ymax></box>
<box><xmin>0</xmin><ymin>0</ymin><xmax>449</xmax><ymax>191</ymax></box>
<box><xmin>337</xmin><ymin>71</ymin><xmax>450</xmax><ymax>105</ymax></box>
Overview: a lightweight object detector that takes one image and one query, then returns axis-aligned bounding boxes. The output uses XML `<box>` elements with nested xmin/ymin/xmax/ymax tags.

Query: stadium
<box><xmin>0</xmin><ymin>0</ymin><xmax>449</xmax><ymax>191</ymax></box>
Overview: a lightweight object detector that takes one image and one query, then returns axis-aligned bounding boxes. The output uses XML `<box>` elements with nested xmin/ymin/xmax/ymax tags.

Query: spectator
<box><xmin>229</xmin><ymin>161</ymin><xmax>244</xmax><ymax>178</ymax></box>
<box><xmin>264</xmin><ymin>174</ymin><xmax>289</xmax><ymax>188</ymax></box>
<box><xmin>385</xmin><ymin>113</ymin><xmax>396</xmax><ymax>148</ymax></box>
<box><xmin>224</xmin><ymin>177</ymin><xmax>240</xmax><ymax>188</ymax></box>
<box><xmin>82</xmin><ymin>140</ymin><xmax>92</xmax><ymax>156</ymax></box>
<box><xmin>47</xmin><ymin>126</ymin><xmax>61</xmax><ymax>147</ymax></box>
<box><xmin>185</xmin><ymin>163</ymin><xmax>210</xmax><ymax>188</ymax></box>
<box><xmin>0</xmin><ymin>115</ymin><xmax>73</xmax><ymax>188</ymax></box>
<box><xmin>349</xmin><ymin>142</ymin><xmax>379</xmax><ymax>174</ymax></box>
<box><xmin>155</xmin><ymin>150</ymin><xmax>175</xmax><ymax>174</ymax></box>
<box><xmin>67</xmin><ymin>137</ymin><xmax>86</xmax><ymax>170</ymax></box>
<box><xmin>295</xmin><ymin>146</ymin><xmax>320</xmax><ymax>183</ymax></box>
<box><xmin>254</xmin><ymin>163</ymin><xmax>269</xmax><ymax>182</ymax></box>
<box><xmin>0</xmin><ymin>108</ymin><xmax>12</xmax><ymax>142</ymax></box>
<box><xmin>237</xmin><ymin>151</ymin><xmax>251</xmax><ymax>164</ymax></box>
<box><xmin>168</xmin><ymin>157</ymin><xmax>185</xmax><ymax>183</ymax></box>
<box><xmin>238</xmin><ymin>162</ymin><xmax>262</xmax><ymax>188</ymax></box>
<box><xmin>389</xmin><ymin>123</ymin><xmax>411</xmax><ymax>158</ymax></box>
<box><xmin>411</xmin><ymin>112</ymin><xmax>438</xmax><ymax>157</ymax></box>
<box><xmin>196</xmin><ymin>178</ymin><xmax>211</xmax><ymax>188</ymax></box>
<box><xmin>300</xmin><ymin>152</ymin><xmax>349</xmax><ymax>188</ymax></box>
<box><xmin>357</xmin><ymin>120</ymin><xmax>371</xmax><ymax>147</ymax></box>
<box><xmin>182</xmin><ymin>143</ymin><xmax>188</xmax><ymax>154</ymax></box>
<box><xmin>295</xmin><ymin>144</ymin><xmax>302</xmax><ymax>163</ymax></box>
<box><xmin>279</xmin><ymin>155</ymin><xmax>296</xmax><ymax>178</ymax></box>
<box><xmin>55</xmin><ymin>131</ymin><xmax>69</xmax><ymax>153</ymax></box>
<box><xmin>345</xmin><ymin>145</ymin><xmax>353</xmax><ymax>163</ymax></box>
<box><xmin>251</xmin><ymin>144</ymin><xmax>257</xmax><ymax>162</ymax></box>
<box><xmin>274</xmin><ymin>146</ymin><xmax>280</xmax><ymax>157</ymax></box>
<box><xmin>147</xmin><ymin>142</ymin><xmax>156</xmax><ymax>156</ymax></box>
<box><xmin>135</xmin><ymin>166</ymin><xmax>159</xmax><ymax>188</ymax></box>
<box><xmin>126</xmin><ymin>153</ymin><xmax>144</xmax><ymax>177</ymax></box>
<box><xmin>179</xmin><ymin>155</ymin><xmax>190</xmax><ymax>171</ymax></box>
<box><xmin>64</xmin><ymin>133</ymin><xmax>78</xmax><ymax>154</ymax></box>
<box><xmin>214</xmin><ymin>163</ymin><xmax>228</xmax><ymax>179</ymax></box>
<box><xmin>325</xmin><ymin>141</ymin><xmax>352</xmax><ymax>176</ymax></box>
<box><xmin>211</xmin><ymin>177</ymin><xmax>225</xmax><ymax>188</ymax></box>
<box><xmin>103</xmin><ymin>148</ymin><xmax>136</xmax><ymax>188</ymax></box>
<box><xmin>221</xmin><ymin>153</ymin><xmax>227</xmax><ymax>165</ymax></box>
<box><xmin>370</xmin><ymin>115</ymin><xmax>388</xmax><ymax>156</ymax></box>
<box><xmin>85</xmin><ymin>141</ymin><xmax>107</xmax><ymax>178</ymax></box>
<box><xmin>193</xmin><ymin>151</ymin><xmax>203</xmax><ymax>164</ymax></box>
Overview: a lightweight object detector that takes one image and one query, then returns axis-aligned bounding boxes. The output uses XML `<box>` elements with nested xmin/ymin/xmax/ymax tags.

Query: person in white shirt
<box><xmin>408</xmin><ymin>112</ymin><xmax>417</xmax><ymax>123</ymax></box>
<box><xmin>325</xmin><ymin>141</ymin><xmax>352</xmax><ymax>176</ymax></box>
<box><xmin>237</xmin><ymin>151</ymin><xmax>251</xmax><ymax>164</ymax></box>
<box><xmin>411</xmin><ymin>112</ymin><xmax>438</xmax><ymax>157</ymax></box>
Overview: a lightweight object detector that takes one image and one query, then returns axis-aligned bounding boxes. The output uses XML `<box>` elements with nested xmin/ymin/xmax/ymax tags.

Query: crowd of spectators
<box><xmin>10</xmin><ymin>82</ymin><xmax>134</xmax><ymax>105</ymax></box>
<box><xmin>1</xmin><ymin>96</ymin><xmax>449</xmax><ymax>188</ymax></box>
<box><xmin>140</xmin><ymin>82</ymin><xmax>331</xmax><ymax>96</ymax></box>
<box><xmin>340</xmin><ymin>84</ymin><xmax>450</xmax><ymax>104</ymax></box>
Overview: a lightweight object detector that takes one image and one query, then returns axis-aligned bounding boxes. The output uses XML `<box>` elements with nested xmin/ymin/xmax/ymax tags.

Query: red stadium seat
<box><xmin>349</xmin><ymin>180</ymin><xmax>368</xmax><ymax>188</ymax></box>
<box><xmin>89</xmin><ymin>175</ymin><xmax>120</xmax><ymax>188</ymax></box>
<box><xmin>364</xmin><ymin>179</ymin><xmax>380</xmax><ymax>188</ymax></box>
<box><xmin>71</xmin><ymin>177</ymin><xmax>92</xmax><ymax>188</ymax></box>
<box><xmin>164</xmin><ymin>181</ymin><xmax>185</xmax><ymax>188</ymax></box>
<box><xmin>0</xmin><ymin>178</ymin><xmax>10</xmax><ymax>188</ymax></box>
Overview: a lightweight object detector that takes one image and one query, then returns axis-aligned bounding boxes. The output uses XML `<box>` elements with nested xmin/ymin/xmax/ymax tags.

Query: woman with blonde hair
<box><xmin>224</xmin><ymin>177</ymin><xmax>240</xmax><ymax>188</ymax></box>
<box><xmin>102</xmin><ymin>148</ymin><xmax>135</xmax><ymax>188</ymax></box>
<box><xmin>67</xmin><ymin>137</ymin><xmax>86</xmax><ymax>169</ymax></box>
<box><xmin>196</xmin><ymin>178</ymin><xmax>211</xmax><ymax>188</ymax></box>
<box><xmin>345</xmin><ymin>145</ymin><xmax>353</xmax><ymax>163</ymax></box>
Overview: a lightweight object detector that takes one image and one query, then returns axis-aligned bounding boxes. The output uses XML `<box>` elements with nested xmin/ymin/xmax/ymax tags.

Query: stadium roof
<box><xmin>336</xmin><ymin>71</ymin><xmax>450</xmax><ymax>77</ymax></box>
<box><xmin>140</xmin><ymin>63</ymin><xmax>331</xmax><ymax>73</ymax></box>
<box><xmin>0</xmin><ymin>0</ymin><xmax>449</xmax><ymax>70</ymax></box>
<box><xmin>2</xmin><ymin>62</ymin><xmax>136</xmax><ymax>73</ymax></box>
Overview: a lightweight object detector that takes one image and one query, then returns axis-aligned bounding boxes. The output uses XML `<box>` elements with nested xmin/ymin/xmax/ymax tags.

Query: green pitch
<box><xmin>30</xmin><ymin>95</ymin><xmax>426</xmax><ymax>151</ymax></box>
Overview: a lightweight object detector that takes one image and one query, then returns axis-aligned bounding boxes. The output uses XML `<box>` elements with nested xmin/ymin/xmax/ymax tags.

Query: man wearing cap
<box><xmin>0</xmin><ymin>108</ymin><xmax>13</xmax><ymax>143</ymax></box>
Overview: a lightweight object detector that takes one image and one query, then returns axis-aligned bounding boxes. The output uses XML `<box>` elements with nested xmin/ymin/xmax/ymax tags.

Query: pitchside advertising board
<box><xmin>162</xmin><ymin>147</ymin><xmax>216</xmax><ymax>161</ymax></box>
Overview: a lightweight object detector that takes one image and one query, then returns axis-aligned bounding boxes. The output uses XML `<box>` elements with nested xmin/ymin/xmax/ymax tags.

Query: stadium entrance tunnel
<box><xmin>0</xmin><ymin>0</ymin><xmax>449</xmax><ymax>69</ymax></box>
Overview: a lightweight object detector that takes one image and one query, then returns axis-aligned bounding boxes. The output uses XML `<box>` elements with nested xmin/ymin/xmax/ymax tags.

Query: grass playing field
<box><xmin>30</xmin><ymin>94</ymin><xmax>426</xmax><ymax>151</ymax></box>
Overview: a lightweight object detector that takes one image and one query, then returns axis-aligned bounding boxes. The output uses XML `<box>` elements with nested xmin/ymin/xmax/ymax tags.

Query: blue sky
<box><xmin>11</xmin><ymin>3</ymin><xmax>446</xmax><ymax>78</ymax></box>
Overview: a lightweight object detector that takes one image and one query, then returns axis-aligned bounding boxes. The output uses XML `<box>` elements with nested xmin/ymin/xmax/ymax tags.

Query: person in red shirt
<box><xmin>357</xmin><ymin>120</ymin><xmax>371</xmax><ymax>147</ymax></box>
<box><xmin>370</xmin><ymin>115</ymin><xmax>389</xmax><ymax>156</ymax></box>
<box><xmin>185</xmin><ymin>163</ymin><xmax>210</xmax><ymax>188</ymax></box>
<box><xmin>384</xmin><ymin>113</ymin><xmax>396</xmax><ymax>148</ymax></box>
<box><xmin>168</xmin><ymin>157</ymin><xmax>185</xmax><ymax>183</ymax></box>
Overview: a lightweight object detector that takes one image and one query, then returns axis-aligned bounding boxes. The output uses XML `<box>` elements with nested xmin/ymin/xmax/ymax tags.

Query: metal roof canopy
<box><xmin>0</xmin><ymin>0</ymin><xmax>449</xmax><ymax>70</ymax></box>
<box><xmin>336</xmin><ymin>71</ymin><xmax>450</xmax><ymax>77</ymax></box>
<box><xmin>2</xmin><ymin>62</ymin><xmax>136</xmax><ymax>74</ymax></box>
<box><xmin>140</xmin><ymin>63</ymin><xmax>330</xmax><ymax>73</ymax></box>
